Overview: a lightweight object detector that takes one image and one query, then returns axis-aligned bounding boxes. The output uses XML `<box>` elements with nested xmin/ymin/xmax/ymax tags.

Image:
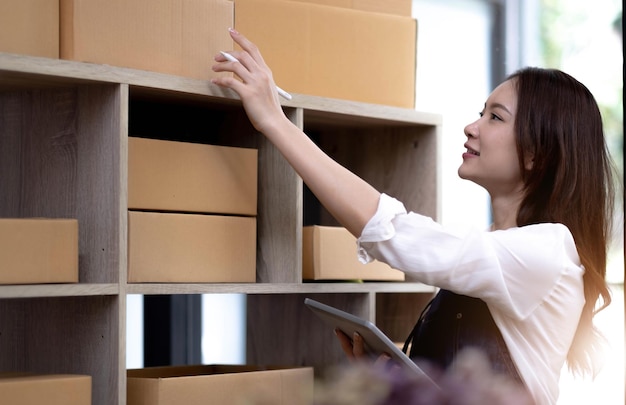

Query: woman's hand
<box><xmin>211</xmin><ymin>28</ymin><xmax>288</xmax><ymax>134</ymax></box>
<box><xmin>335</xmin><ymin>329</ymin><xmax>394</xmax><ymax>368</ymax></box>
<box><xmin>335</xmin><ymin>329</ymin><xmax>366</xmax><ymax>361</ymax></box>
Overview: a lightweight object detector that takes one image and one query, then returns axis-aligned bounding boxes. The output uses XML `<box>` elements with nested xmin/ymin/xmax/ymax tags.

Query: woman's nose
<box><xmin>464</xmin><ymin>121</ymin><xmax>478</xmax><ymax>138</ymax></box>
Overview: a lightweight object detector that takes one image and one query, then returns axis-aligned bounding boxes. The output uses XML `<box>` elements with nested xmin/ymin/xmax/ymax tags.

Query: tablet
<box><xmin>304</xmin><ymin>298</ymin><xmax>439</xmax><ymax>388</ymax></box>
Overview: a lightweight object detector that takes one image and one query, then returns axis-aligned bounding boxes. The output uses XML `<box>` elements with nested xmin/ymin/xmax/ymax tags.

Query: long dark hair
<box><xmin>509</xmin><ymin>67</ymin><xmax>615</xmax><ymax>376</ymax></box>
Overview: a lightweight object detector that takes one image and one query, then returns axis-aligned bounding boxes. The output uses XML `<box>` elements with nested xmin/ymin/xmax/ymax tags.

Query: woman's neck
<box><xmin>490</xmin><ymin>192</ymin><xmax>524</xmax><ymax>231</ymax></box>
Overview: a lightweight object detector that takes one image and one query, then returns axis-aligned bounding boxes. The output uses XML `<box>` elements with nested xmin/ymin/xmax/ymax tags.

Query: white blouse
<box><xmin>357</xmin><ymin>194</ymin><xmax>585</xmax><ymax>405</ymax></box>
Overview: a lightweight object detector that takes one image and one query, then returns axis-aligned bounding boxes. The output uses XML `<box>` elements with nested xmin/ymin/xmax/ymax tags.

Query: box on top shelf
<box><xmin>127</xmin><ymin>364</ymin><xmax>313</xmax><ymax>405</ymax></box>
<box><xmin>0</xmin><ymin>373</ymin><xmax>91</xmax><ymax>405</ymax></box>
<box><xmin>60</xmin><ymin>0</ymin><xmax>233</xmax><ymax>80</ymax></box>
<box><xmin>128</xmin><ymin>137</ymin><xmax>258</xmax><ymax>216</ymax></box>
<box><xmin>285</xmin><ymin>0</ymin><xmax>412</xmax><ymax>16</ymax></box>
<box><xmin>128</xmin><ymin>211</ymin><xmax>256</xmax><ymax>283</ymax></box>
<box><xmin>0</xmin><ymin>218</ymin><xmax>78</xmax><ymax>285</ymax></box>
<box><xmin>303</xmin><ymin>225</ymin><xmax>405</xmax><ymax>281</ymax></box>
<box><xmin>0</xmin><ymin>0</ymin><xmax>59</xmax><ymax>58</ymax></box>
<box><xmin>234</xmin><ymin>0</ymin><xmax>417</xmax><ymax>108</ymax></box>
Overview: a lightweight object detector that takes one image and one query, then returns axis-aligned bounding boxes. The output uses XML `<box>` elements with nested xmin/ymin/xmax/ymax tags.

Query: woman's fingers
<box><xmin>335</xmin><ymin>329</ymin><xmax>356</xmax><ymax>360</ymax></box>
<box><xmin>212</xmin><ymin>57</ymin><xmax>248</xmax><ymax>84</ymax></box>
<box><xmin>210</xmin><ymin>73</ymin><xmax>245</xmax><ymax>95</ymax></box>
<box><xmin>335</xmin><ymin>329</ymin><xmax>370</xmax><ymax>361</ymax></box>
<box><xmin>210</xmin><ymin>29</ymin><xmax>286</xmax><ymax>133</ymax></box>
<box><xmin>351</xmin><ymin>331</ymin><xmax>365</xmax><ymax>357</ymax></box>
<box><xmin>213</xmin><ymin>28</ymin><xmax>264</xmax><ymax>81</ymax></box>
<box><xmin>374</xmin><ymin>353</ymin><xmax>394</xmax><ymax>369</ymax></box>
<box><xmin>228</xmin><ymin>27</ymin><xmax>267</xmax><ymax>68</ymax></box>
<box><xmin>211</xmin><ymin>32</ymin><xmax>273</xmax><ymax>92</ymax></box>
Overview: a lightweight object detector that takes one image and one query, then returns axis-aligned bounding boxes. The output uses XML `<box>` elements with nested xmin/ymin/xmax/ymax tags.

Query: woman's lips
<box><xmin>462</xmin><ymin>145</ymin><xmax>480</xmax><ymax>158</ymax></box>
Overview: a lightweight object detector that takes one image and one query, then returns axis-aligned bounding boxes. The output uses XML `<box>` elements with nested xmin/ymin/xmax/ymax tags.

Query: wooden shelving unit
<box><xmin>0</xmin><ymin>52</ymin><xmax>441</xmax><ymax>405</ymax></box>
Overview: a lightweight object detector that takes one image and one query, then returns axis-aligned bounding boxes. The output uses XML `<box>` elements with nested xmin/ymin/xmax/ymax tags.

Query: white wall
<box><xmin>201</xmin><ymin>294</ymin><xmax>246</xmax><ymax>364</ymax></box>
<box><xmin>126</xmin><ymin>294</ymin><xmax>144</xmax><ymax>368</ymax></box>
<box><xmin>412</xmin><ymin>0</ymin><xmax>492</xmax><ymax>228</ymax></box>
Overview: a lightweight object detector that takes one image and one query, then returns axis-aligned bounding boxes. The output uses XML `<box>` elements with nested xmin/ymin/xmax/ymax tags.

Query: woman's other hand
<box><xmin>335</xmin><ymin>329</ymin><xmax>393</xmax><ymax>367</ymax></box>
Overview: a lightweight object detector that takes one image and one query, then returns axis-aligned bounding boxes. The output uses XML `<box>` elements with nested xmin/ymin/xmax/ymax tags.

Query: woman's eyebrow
<box><xmin>485</xmin><ymin>102</ymin><xmax>513</xmax><ymax>116</ymax></box>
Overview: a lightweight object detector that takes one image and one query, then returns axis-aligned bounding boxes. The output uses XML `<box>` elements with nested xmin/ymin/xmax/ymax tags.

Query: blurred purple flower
<box><xmin>314</xmin><ymin>348</ymin><xmax>534</xmax><ymax>405</ymax></box>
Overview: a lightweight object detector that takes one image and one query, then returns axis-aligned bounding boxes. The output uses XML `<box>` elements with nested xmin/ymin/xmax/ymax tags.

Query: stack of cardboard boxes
<box><xmin>127</xmin><ymin>137</ymin><xmax>258</xmax><ymax>283</ymax></box>
<box><xmin>1</xmin><ymin>0</ymin><xmax>416</xmax><ymax>108</ymax></box>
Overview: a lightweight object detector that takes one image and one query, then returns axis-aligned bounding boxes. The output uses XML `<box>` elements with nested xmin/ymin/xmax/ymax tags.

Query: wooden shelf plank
<box><xmin>126</xmin><ymin>282</ymin><xmax>435</xmax><ymax>295</ymax></box>
<box><xmin>0</xmin><ymin>53</ymin><xmax>441</xmax><ymax>127</ymax></box>
<box><xmin>0</xmin><ymin>283</ymin><xmax>119</xmax><ymax>299</ymax></box>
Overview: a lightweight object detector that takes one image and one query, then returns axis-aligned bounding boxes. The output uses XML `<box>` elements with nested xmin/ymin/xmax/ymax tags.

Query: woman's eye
<box><xmin>478</xmin><ymin>111</ymin><xmax>501</xmax><ymax>121</ymax></box>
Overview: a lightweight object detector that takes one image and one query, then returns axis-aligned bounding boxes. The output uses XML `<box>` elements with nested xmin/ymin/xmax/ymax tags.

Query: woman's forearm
<box><xmin>264</xmin><ymin>116</ymin><xmax>381</xmax><ymax>237</ymax></box>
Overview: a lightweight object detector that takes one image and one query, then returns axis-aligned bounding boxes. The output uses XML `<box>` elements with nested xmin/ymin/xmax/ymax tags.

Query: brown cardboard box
<box><xmin>303</xmin><ymin>225</ymin><xmax>405</xmax><ymax>281</ymax></box>
<box><xmin>127</xmin><ymin>365</ymin><xmax>313</xmax><ymax>405</ymax></box>
<box><xmin>0</xmin><ymin>373</ymin><xmax>91</xmax><ymax>405</ymax></box>
<box><xmin>128</xmin><ymin>137</ymin><xmax>258</xmax><ymax>216</ymax></box>
<box><xmin>60</xmin><ymin>0</ymin><xmax>233</xmax><ymax>80</ymax></box>
<box><xmin>0</xmin><ymin>0</ymin><xmax>59</xmax><ymax>58</ymax></box>
<box><xmin>128</xmin><ymin>211</ymin><xmax>256</xmax><ymax>283</ymax></box>
<box><xmin>235</xmin><ymin>0</ymin><xmax>417</xmax><ymax>108</ymax></box>
<box><xmin>286</xmin><ymin>0</ymin><xmax>412</xmax><ymax>16</ymax></box>
<box><xmin>0</xmin><ymin>218</ymin><xmax>79</xmax><ymax>285</ymax></box>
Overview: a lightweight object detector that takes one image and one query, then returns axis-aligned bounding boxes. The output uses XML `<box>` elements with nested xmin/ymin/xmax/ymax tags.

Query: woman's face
<box><xmin>458</xmin><ymin>79</ymin><xmax>525</xmax><ymax>196</ymax></box>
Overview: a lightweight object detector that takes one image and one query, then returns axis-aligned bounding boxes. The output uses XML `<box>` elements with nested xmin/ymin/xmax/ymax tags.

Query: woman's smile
<box><xmin>463</xmin><ymin>144</ymin><xmax>480</xmax><ymax>158</ymax></box>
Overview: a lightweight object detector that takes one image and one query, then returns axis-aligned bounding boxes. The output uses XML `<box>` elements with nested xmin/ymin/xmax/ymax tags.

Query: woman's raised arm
<box><xmin>211</xmin><ymin>28</ymin><xmax>381</xmax><ymax>237</ymax></box>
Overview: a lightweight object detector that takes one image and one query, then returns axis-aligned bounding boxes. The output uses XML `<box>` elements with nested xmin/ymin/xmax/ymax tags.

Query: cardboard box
<box><xmin>128</xmin><ymin>211</ymin><xmax>256</xmax><ymax>283</ymax></box>
<box><xmin>127</xmin><ymin>365</ymin><xmax>313</xmax><ymax>405</ymax></box>
<box><xmin>60</xmin><ymin>0</ymin><xmax>233</xmax><ymax>80</ymax></box>
<box><xmin>303</xmin><ymin>225</ymin><xmax>405</xmax><ymax>281</ymax></box>
<box><xmin>286</xmin><ymin>0</ymin><xmax>412</xmax><ymax>16</ymax></box>
<box><xmin>0</xmin><ymin>218</ymin><xmax>79</xmax><ymax>285</ymax></box>
<box><xmin>128</xmin><ymin>137</ymin><xmax>258</xmax><ymax>216</ymax></box>
<box><xmin>0</xmin><ymin>373</ymin><xmax>91</xmax><ymax>405</ymax></box>
<box><xmin>0</xmin><ymin>0</ymin><xmax>59</xmax><ymax>58</ymax></box>
<box><xmin>235</xmin><ymin>0</ymin><xmax>416</xmax><ymax>108</ymax></box>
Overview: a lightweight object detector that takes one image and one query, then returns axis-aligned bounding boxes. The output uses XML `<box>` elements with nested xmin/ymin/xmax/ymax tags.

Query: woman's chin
<box><xmin>457</xmin><ymin>168</ymin><xmax>482</xmax><ymax>187</ymax></box>
<box><xmin>457</xmin><ymin>167</ymin><xmax>470</xmax><ymax>180</ymax></box>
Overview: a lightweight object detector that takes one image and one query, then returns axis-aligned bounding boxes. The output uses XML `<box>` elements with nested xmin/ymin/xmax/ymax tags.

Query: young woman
<box><xmin>212</xmin><ymin>28</ymin><xmax>615</xmax><ymax>405</ymax></box>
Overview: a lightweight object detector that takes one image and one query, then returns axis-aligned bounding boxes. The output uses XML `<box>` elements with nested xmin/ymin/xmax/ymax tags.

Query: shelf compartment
<box><xmin>246</xmin><ymin>291</ymin><xmax>436</xmax><ymax>375</ymax></box>
<box><xmin>304</xmin><ymin>123</ymin><xmax>439</xmax><ymax>227</ymax></box>
<box><xmin>127</xmin><ymin>91</ymin><xmax>302</xmax><ymax>284</ymax></box>
<box><xmin>0</xmin><ymin>295</ymin><xmax>122</xmax><ymax>405</ymax></box>
<box><xmin>246</xmin><ymin>293</ymin><xmax>373</xmax><ymax>372</ymax></box>
<box><xmin>0</xmin><ymin>83</ymin><xmax>126</xmax><ymax>285</ymax></box>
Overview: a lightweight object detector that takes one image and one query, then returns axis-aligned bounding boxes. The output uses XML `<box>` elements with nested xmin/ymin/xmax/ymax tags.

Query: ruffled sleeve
<box><xmin>357</xmin><ymin>193</ymin><xmax>407</xmax><ymax>264</ymax></box>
